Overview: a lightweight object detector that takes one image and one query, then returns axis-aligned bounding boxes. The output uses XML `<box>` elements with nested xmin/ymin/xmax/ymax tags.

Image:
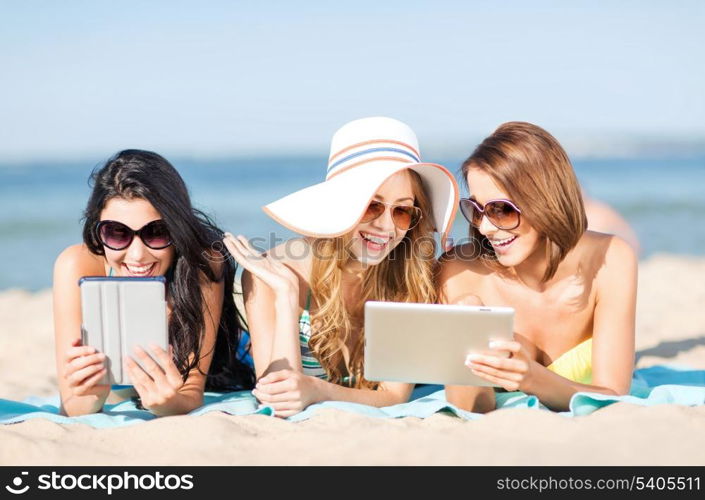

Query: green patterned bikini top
<box><xmin>298</xmin><ymin>290</ymin><xmax>355</xmax><ymax>386</ymax></box>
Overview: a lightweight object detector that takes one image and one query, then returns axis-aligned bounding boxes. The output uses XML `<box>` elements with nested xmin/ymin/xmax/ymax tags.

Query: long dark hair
<box><xmin>82</xmin><ymin>149</ymin><xmax>255</xmax><ymax>391</ymax></box>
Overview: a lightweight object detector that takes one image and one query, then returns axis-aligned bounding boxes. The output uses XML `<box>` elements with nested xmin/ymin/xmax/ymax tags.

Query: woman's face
<box><xmin>348</xmin><ymin>170</ymin><xmax>417</xmax><ymax>267</ymax></box>
<box><xmin>466</xmin><ymin>168</ymin><xmax>541</xmax><ymax>268</ymax></box>
<box><xmin>98</xmin><ymin>197</ymin><xmax>175</xmax><ymax>277</ymax></box>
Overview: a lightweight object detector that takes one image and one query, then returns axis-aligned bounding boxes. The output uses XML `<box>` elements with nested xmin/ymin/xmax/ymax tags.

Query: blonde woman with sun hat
<box><xmin>224</xmin><ymin>117</ymin><xmax>458</xmax><ymax>417</ymax></box>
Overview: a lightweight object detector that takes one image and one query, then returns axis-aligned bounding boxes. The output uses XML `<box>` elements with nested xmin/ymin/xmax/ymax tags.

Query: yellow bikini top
<box><xmin>546</xmin><ymin>338</ymin><xmax>592</xmax><ymax>385</ymax></box>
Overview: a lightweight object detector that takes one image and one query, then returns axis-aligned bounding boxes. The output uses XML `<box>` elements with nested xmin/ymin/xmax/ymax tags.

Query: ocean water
<box><xmin>1</xmin><ymin>155</ymin><xmax>704</xmax><ymax>291</ymax></box>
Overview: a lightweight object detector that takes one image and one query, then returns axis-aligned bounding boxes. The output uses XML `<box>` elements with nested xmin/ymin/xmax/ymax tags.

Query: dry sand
<box><xmin>1</xmin><ymin>254</ymin><xmax>704</xmax><ymax>465</ymax></box>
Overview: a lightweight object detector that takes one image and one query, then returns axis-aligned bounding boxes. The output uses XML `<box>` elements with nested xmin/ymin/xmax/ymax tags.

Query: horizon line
<box><xmin>2</xmin><ymin>134</ymin><xmax>705</xmax><ymax>166</ymax></box>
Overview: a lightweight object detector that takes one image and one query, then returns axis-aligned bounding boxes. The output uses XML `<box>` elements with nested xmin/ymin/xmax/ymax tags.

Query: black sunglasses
<box><xmin>96</xmin><ymin>220</ymin><xmax>172</xmax><ymax>251</ymax></box>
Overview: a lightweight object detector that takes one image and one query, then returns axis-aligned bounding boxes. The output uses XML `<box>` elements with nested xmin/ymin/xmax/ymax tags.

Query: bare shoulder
<box><xmin>578</xmin><ymin>231</ymin><xmax>637</xmax><ymax>281</ymax></box>
<box><xmin>602</xmin><ymin>233</ymin><xmax>637</xmax><ymax>271</ymax></box>
<box><xmin>436</xmin><ymin>242</ymin><xmax>491</xmax><ymax>303</ymax></box>
<box><xmin>438</xmin><ymin>242</ymin><xmax>489</xmax><ymax>280</ymax></box>
<box><xmin>202</xmin><ymin>247</ymin><xmax>226</xmax><ymax>278</ymax></box>
<box><xmin>54</xmin><ymin>243</ymin><xmax>104</xmax><ymax>280</ymax></box>
<box><xmin>581</xmin><ymin>231</ymin><xmax>635</xmax><ymax>261</ymax></box>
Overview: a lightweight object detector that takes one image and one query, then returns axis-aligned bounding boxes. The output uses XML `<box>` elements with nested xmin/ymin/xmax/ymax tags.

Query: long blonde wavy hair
<box><xmin>308</xmin><ymin>169</ymin><xmax>437</xmax><ymax>389</ymax></box>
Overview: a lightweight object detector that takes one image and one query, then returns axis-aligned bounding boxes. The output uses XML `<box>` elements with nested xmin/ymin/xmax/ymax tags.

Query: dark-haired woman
<box><xmin>53</xmin><ymin>149</ymin><xmax>254</xmax><ymax>417</ymax></box>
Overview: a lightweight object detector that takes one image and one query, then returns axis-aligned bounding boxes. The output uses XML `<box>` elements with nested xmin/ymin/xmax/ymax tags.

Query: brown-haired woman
<box><xmin>439</xmin><ymin>121</ymin><xmax>637</xmax><ymax>412</ymax></box>
<box><xmin>223</xmin><ymin>117</ymin><xmax>459</xmax><ymax>417</ymax></box>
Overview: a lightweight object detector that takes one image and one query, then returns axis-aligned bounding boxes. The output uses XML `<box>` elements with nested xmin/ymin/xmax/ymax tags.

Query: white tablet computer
<box><xmin>364</xmin><ymin>301</ymin><xmax>515</xmax><ymax>386</ymax></box>
<box><xmin>79</xmin><ymin>276</ymin><xmax>169</xmax><ymax>385</ymax></box>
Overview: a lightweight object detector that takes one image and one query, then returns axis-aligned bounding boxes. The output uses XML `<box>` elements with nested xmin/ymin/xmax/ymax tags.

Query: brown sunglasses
<box><xmin>459</xmin><ymin>198</ymin><xmax>522</xmax><ymax>230</ymax></box>
<box><xmin>361</xmin><ymin>200</ymin><xmax>423</xmax><ymax>231</ymax></box>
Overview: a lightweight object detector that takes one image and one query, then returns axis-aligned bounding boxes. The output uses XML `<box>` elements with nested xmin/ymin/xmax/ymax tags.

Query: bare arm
<box><xmin>592</xmin><ymin>236</ymin><xmax>637</xmax><ymax>393</ymax></box>
<box><xmin>470</xmin><ymin>237</ymin><xmax>638</xmax><ymax>411</ymax></box>
<box><xmin>225</xmin><ymin>235</ymin><xmax>302</xmax><ymax>379</ymax></box>
<box><xmin>241</xmin><ymin>268</ymin><xmax>302</xmax><ymax>377</ymax></box>
<box><xmin>525</xmin><ymin>236</ymin><xmax>637</xmax><ymax>409</ymax></box>
<box><xmin>252</xmin><ymin>369</ymin><xmax>413</xmax><ymax>417</ymax></box>
<box><xmin>229</xmin><ymin>236</ymin><xmax>414</xmax><ymax>416</ymax></box>
<box><xmin>53</xmin><ymin>245</ymin><xmax>111</xmax><ymax>416</ymax></box>
<box><xmin>316</xmin><ymin>379</ymin><xmax>413</xmax><ymax>406</ymax></box>
<box><xmin>125</xmin><ymin>260</ymin><xmax>227</xmax><ymax>417</ymax></box>
<box><xmin>436</xmin><ymin>252</ymin><xmax>497</xmax><ymax>413</ymax></box>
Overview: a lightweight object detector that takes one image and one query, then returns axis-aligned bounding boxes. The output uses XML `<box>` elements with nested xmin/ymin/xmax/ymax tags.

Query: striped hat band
<box><xmin>326</xmin><ymin>140</ymin><xmax>421</xmax><ymax>179</ymax></box>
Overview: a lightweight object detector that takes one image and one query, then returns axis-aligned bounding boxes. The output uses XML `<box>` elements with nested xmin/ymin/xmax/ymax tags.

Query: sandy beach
<box><xmin>2</xmin><ymin>254</ymin><xmax>705</xmax><ymax>465</ymax></box>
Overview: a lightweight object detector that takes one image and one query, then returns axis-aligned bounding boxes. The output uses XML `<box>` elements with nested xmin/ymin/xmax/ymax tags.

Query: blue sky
<box><xmin>1</xmin><ymin>0</ymin><xmax>703</xmax><ymax>160</ymax></box>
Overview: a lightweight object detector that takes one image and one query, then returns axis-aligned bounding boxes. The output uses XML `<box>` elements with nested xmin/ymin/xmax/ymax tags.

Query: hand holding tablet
<box><xmin>364</xmin><ymin>301</ymin><xmax>515</xmax><ymax>386</ymax></box>
<box><xmin>79</xmin><ymin>276</ymin><xmax>169</xmax><ymax>386</ymax></box>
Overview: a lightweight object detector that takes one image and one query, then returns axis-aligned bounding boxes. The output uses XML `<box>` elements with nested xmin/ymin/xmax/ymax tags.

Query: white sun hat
<box><xmin>263</xmin><ymin>117</ymin><xmax>459</xmax><ymax>244</ymax></box>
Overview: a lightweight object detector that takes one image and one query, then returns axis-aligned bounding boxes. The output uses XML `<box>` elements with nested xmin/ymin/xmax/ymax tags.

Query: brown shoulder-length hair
<box><xmin>461</xmin><ymin>121</ymin><xmax>587</xmax><ymax>282</ymax></box>
<box><xmin>308</xmin><ymin>169</ymin><xmax>437</xmax><ymax>389</ymax></box>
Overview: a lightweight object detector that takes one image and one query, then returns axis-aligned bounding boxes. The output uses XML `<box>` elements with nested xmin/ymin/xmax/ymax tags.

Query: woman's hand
<box><xmin>124</xmin><ymin>345</ymin><xmax>185</xmax><ymax>415</ymax></box>
<box><xmin>252</xmin><ymin>369</ymin><xmax>324</xmax><ymax>418</ymax></box>
<box><xmin>465</xmin><ymin>340</ymin><xmax>537</xmax><ymax>393</ymax></box>
<box><xmin>63</xmin><ymin>338</ymin><xmax>111</xmax><ymax>401</ymax></box>
<box><xmin>223</xmin><ymin>234</ymin><xmax>299</xmax><ymax>303</ymax></box>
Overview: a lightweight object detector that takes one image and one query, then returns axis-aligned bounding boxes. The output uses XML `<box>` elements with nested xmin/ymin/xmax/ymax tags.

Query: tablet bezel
<box><xmin>79</xmin><ymin>276</ymin><xmax>168</xmax><ymax>386</ymax></box>
<box><xmin>363</xmin><ymin>301</ymin><xmax>515</xmax><ymax>386</ymax></box>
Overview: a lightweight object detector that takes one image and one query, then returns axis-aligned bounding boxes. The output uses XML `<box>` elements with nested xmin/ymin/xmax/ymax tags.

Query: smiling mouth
<box><xmin>490</xmin><ymin>235</ymin><xmax>517</xmax><ymax>249</ymax></box>
<box><xmin>122</xmin><ymin>263</ymin><xmax>156</xmax><ymax>276</ymax></box>
<box><xmin>360</xmin><ymin>231</ymin><xmax>391</xmax><ymax>251</ymax></box>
